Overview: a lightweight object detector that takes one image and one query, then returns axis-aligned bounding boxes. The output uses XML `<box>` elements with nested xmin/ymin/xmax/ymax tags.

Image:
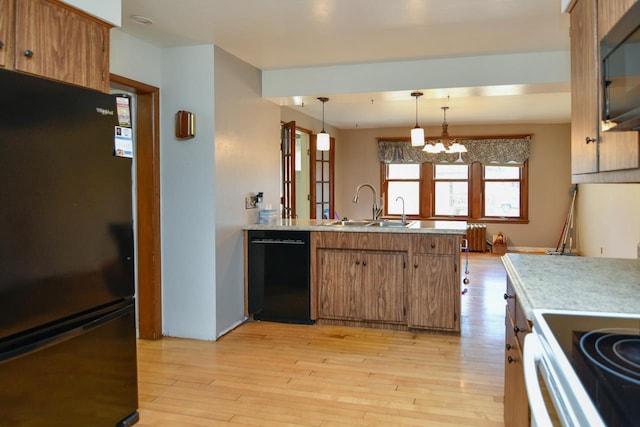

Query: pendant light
<box><xmin>317</xmin><ymin>97</ymin><xmax>330</xmax><ymax>151</ymax></box>
<box><xmin>410</xmin><ymin>91</ymin><xmax>425</xmax><ymax>146</ymax></box>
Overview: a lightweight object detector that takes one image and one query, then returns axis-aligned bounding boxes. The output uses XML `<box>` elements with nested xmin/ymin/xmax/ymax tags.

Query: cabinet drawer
<box><xmin>412</xmin><ymin>235</ymin><xmax>459</xmax><ymax>254</ymax></box>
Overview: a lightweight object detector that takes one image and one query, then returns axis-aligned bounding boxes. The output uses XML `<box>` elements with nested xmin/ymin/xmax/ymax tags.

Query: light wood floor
<box><xmin>136</xmin><ymin>253</ymin><xmax>507</xmax><ymax>426</ymax></box>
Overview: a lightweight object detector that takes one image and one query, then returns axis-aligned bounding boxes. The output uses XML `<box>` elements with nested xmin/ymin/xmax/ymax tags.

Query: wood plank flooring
<box><xmin>136</xmin><ymin>253</ymin><xmax>507</xmax><ymax>426</ymax></box>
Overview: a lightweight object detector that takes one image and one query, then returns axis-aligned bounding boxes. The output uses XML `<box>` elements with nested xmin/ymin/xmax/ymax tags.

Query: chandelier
<box><xmin>423</xmin><ymin>101</ymin><xmax>467</xmax><ymax>158</ymax></box>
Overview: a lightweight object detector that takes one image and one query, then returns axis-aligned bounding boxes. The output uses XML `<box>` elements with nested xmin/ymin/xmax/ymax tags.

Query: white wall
<box><xmin>214</xmin><ymin>47</ymin><xmax>281</xmax><ymax>337</ymax></box>
<box><xmin>160</xmin><ymin>45</ymin><xmax>217</xmax><ymax>340</ymax></box>
<box><xmin>110</xmin><ymin>29</ymin><xmax>161</xmax><ymax>87</ymax></box>
<box><xmin>60</xmin><ymin>0</ymin><xmax>121</xmax><ymax>26</ymax></box>
<box><xmin>576</xmin><ymin>184</ymin><xmax>640</xmax><ymax>258</ymax></box>
<box><xmin>111</xmin><ymin>31</ymin><xmax>218</xmax><ymax>340</ymax></box>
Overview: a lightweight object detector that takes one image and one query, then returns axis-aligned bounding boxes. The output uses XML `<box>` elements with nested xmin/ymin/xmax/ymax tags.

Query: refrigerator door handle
<box><xmin>0</xmin><ymin>303</ymin><xmax>133</xmax><ymax>363</ymax></box>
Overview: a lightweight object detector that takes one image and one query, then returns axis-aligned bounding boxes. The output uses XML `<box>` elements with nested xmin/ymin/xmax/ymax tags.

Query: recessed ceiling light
<box><xmin>131</xmin><ymin>15</ymin><xmax>153</xmax><ymax>25</ymax></box>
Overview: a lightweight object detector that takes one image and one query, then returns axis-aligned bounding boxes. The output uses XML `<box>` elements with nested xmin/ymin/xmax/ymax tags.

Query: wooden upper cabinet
<box><xmin>0</xmin><ymin>0</ymin><xmax>13</xmax><ymax>69</ymax></box>
<box><xmin>570</xmin><ymin>0</ymin><xmax>599</xmax><ymax>175</ymax></box>
<box><xmin>14</xmin><ymin>0</ymin><xmax>110</xmax><ymax>92</ymax></box>
<box><xmin>570</xmin><ymin>0</ymin><xmax>640</xmax><ymax>181</ymax></box>
<box><xmin>597</xmin><ymin>0</ymin><xmax>639</xmax><ymax>173</ymax></box>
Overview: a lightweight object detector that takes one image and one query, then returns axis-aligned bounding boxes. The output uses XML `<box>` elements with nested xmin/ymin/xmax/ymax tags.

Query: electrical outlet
<box><xmin>245</xmin><ymin>196</ymin><xmax>257</xmax><ymax>209</ymax></box>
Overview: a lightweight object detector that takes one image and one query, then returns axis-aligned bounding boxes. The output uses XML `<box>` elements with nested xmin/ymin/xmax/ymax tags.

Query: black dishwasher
<box><xmin>247</xmin><ymin>230</ymin><xmax>312</xmax><ymax>324</ymax></box>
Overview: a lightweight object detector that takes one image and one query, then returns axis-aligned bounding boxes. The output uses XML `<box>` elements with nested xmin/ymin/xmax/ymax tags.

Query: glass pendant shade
<box><xmin>411</xmin><ymin>127</ymin><xmax>424</xmax><ymax>146</ymax></box>
<box><xmin>317</xmin><ymin>97</ymin><xmax>330</xmax><ymax>151</ymax></box>
<box><xmin>410</xmin><ymin>91</ymin><xmax>425</xmax><ymax>146</ymax></box>
<box><xmin>433</xmin><ymin>142</ymin><xmax>446</xmax><ymax>153</ymax></box>
<box><xmin>317</xmin><ymin>132</ymin><xmax>330</xmax><ymax>151</ymax></box>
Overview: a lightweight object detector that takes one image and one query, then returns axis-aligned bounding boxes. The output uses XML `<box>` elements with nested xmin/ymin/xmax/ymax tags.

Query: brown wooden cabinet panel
<box><xmin>0</xmin><ymin>0</ymin><xmax>13</xmax><ymax>69</ymax></box>
<box><xmin>318</xmin><ymin>249</ymin><xmax>360</xmax><ymax>320</ymax></box>
<box><xmin>570</xmin><ymin>0</ymin><xmax>599</xmax><ymax>175</ymax></box>
<box><xmin>360</xmin><ymin>252</ymin><xmax>405</xmax><ymax>323</ymax></box>
<box><xmin>504</xmin><ymin>308</ymin><xmax>529</xmax><ymax>427</ymax></box>
<box><xmin>570</xmin><ymin>0</ymin><xmax>640</xmax><ymax>181</ymax></box>
<box><xmin>598</xmin><ymin>0</ymin><xmax>639</xmax><ymax>173</ymax></box>
<box><xmin>14</xmin><ymin>0</ymin><xmax>109</xmax><ymax>92</ymax></box>
<box><xmin>411</xmin><ymin>235</ymin><xmax>459</xmax><ymax>255</ymax></box>
<box><xmin>408</xmin><ymin>254</ymin><xmax>458</xmax><ymax>331</ymax></box>
<box><xmin>317</xmin><ymin>248</ymin><xmax>405</xmax><ymax>323</ymax></box>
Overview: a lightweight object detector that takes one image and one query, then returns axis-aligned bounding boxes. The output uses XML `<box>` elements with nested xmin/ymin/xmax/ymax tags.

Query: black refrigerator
<box><xmin>0</xmin><ymin>69</ymin><xmax>139</xmax><ymax>426</ymax></box>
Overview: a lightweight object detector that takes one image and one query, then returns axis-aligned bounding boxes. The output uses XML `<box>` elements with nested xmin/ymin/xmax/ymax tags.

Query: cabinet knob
<box><xmin>430</xmin><ymin>242</ymin><xmax>436</xmax><ymax>248</ymax></box>
<box><xmin>514</xmin><ymin>325</ymin><xmax>523</xmax><ymax>333</ymax></box>
<box><xmin>503</xmin><ymin>293</ymin><xmax>513</xmax><ymax>300</ymax></box>
<box><xmin>23</xmin><ymin>49</ymin><xmax>34</xmax><ymax>58</ymax></box>
<box><xmin>507</xmin><ymin>355</ymin><xmax>515</xmax><ymax>364</ymax></box>
<box><xmin>362</xmin><ymin>260</ymin><xmax>367</xmax><ymax>266</ymax></box>
<box><xmin>585</xmin><ymin>136</ymin><xmax>596</xmax><ymax>144</ymax></box>
<box><xmin>414</xmin><ymin>263</ymin><xmax>418</xmax><ymax>269</ymax></box>
<box><xmin>505</xmin><ymin>343</ymin><xmax>512</xmax><ymax>350</ymax></box>
<box><xmin>0</xmin><ymin>41</ymin><xmax>4</xmax><ymax>49</ymax></box>
<box><xmin>355</xmin><ymin>260</ymin><xmax>360</xmax><ymax>265</ymax></box>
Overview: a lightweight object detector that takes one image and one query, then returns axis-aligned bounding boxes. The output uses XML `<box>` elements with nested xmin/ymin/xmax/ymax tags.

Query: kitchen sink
<box><xmin>322</xmin><ymin>219</ymin><xmax>412</xmax><ymax>227</ymax></box>
<box><xmin>367</xmin><ymin>220</ymin><xmax>410</xmax><ymax>227</ymax></box>
<box><xmin>323</xmin><ymin>220</ymin><xmax>372</xmax><ymax>226</ymax></box>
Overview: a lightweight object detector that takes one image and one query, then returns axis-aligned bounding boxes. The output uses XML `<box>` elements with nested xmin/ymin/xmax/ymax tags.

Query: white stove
<box><xmin>524</xmin><ymin>310</ymin><xmax>640</xmax><ymax>426</ymax></box>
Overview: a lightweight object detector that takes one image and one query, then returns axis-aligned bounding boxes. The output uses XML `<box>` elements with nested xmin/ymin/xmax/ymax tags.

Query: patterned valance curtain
<box><xmin>378</xmin><ymin>136</ymin><xmax>531</xmax><ymax>164</ymax></box>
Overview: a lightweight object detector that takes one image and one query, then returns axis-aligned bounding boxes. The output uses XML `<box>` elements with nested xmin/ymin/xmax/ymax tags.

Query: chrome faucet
<box><xmin>352</xmin><ymin>183</ymin><xmax>382</xmax><ymax>220</ymax></box>
<box><xmin>395</xmin><ymin>196</ymin><xmax>406</xmax><ymax>225</ymax></box>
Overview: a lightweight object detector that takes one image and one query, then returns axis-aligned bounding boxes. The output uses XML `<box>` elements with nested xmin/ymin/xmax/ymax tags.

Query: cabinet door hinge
<box><xmin>102</xmin><ymin>70</ymin><xmax>105</xmax><ymax>82</ymax></box>
<box><xmin>403</xmin><ymin>307</ymin><xmax>406</xmax><ymax>316</ymax></box>
<box><xmin>403</xmin><ymin>260</ymin><xmax>406</xmax><ymax>268</ymax></box>
<box><xmin>454</xmin><ymin>312</ymin><xmax>457</xmax><ymax>322</ymax></box>
<box><xmin>454</xmin><ymin>262</ymin><xmax>457</xmax><ymax>273</ymax></box>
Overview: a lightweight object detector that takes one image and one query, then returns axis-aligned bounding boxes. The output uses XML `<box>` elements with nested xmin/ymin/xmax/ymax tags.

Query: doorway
<box><xmin>110</xmin><ymin>74</ymin><xmax>162</xmax><ymax>340</ymax></box>
<box><xmin>281</xmin><ymin>121</ymin><xmax>335</xmax><ymax>220</ymax></box>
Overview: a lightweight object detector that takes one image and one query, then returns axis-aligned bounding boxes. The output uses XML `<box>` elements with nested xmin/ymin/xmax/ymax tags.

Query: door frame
<box><xmin>110</xmin><ymin>74</ymin><xmax>162</xmax><ymax>340</ymax></box>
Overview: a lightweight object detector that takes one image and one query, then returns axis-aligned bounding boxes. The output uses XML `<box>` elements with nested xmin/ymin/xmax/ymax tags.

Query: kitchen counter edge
<box><xmin>243</xmin><ymin>219</ymin><xmax>467</xmax><ymax>235</ymax></box>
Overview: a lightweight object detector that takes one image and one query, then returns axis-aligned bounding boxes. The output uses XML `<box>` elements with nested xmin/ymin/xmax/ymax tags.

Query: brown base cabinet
<box><xmin>503</xmin><ymin>279</ymin><xmax>530</xmax><ymax>427</ymax></box>
<box><xmin>313</xmin><ymin>231</ymin><xmax>461</xmax><ymax>334</ymax></box>
<box><xmin>408</xmin><ymin>254</ymin><xmax>458</xmax><ymax>331</ymax></box>
<box><xmin>318</xmin><ymin>249</ymin><xmax>405</xmax><ymax>323</ymax></box>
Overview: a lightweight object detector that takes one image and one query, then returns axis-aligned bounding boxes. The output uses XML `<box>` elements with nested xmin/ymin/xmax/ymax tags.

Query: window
<box><xmin>382</xmin><ymin>161</ymin><xmax>528</xmax><ymax>223</ymax></box>
<box><xmin>483</xmin><ymin>165</ymin><xmax>521</xmax><ymax>218</ymax></box>
<box><xmin>384</xmin><ymin>164</ymin><xmax>420</xmax><ymax>215</ymax></box>
<box><xmin>433</xmin><ymin>165</ymin><xmax>469</xmax><ymax>216</ymax></box>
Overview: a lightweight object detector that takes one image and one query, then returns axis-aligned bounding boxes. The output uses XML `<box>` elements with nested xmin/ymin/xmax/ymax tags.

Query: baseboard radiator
<box><xmin>464</xmin><ymin>224</ymin><xmax>487</xmax><ymax>252</ymax></box>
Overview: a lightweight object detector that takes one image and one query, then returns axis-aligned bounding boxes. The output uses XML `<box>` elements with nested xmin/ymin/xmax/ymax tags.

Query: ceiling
<box><xmin>119</xmin><ymin>0</ymin><xmax>572</xmax><ymax>129</ymax></box>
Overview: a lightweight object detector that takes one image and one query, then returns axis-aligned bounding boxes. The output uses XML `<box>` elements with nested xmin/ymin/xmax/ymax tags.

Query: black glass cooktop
<box><xmin>541</xmin><ymin>313</ymin><xmax>640</xmax><ymax>427</ymax></box>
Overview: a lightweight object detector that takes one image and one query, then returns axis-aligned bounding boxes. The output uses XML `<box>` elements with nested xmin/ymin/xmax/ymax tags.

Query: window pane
<box><xmin>435</xmin><ymin>164</ymin><xmax>468</xmax><ymax>179</ymax></box>
<box><xmin>485</xmin><ymin>165</ymin><xmax>520</xmax><ymax>179</ymax></box>
<box><xmin>435</xmin><ymin>182</ymin><xmax>468</xmax><ymax>216</ymax></box>
<box><xmin>485</xmin><ymin>182</ymin><xmax>520</xmax><ymax>217</ymax></box>
<box><xmin>387</xmin><ymin>182</ymin><xmax>420</xmax><ymax>215</ymax></box>
<box><xmin>387</xmin><ymin>164</ymin><xmax>420</xmax><ymax>179</ymax></box>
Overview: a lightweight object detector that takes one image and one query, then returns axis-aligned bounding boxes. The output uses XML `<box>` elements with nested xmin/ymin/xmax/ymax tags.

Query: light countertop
<box><xmin>501</xmin><ymin>253</ymin><xmax>640</xmax><ymax>320</ymax></box>
<box><xmin>243</xmin><ymin>219</ymin><xmax>467</xmax><ymax>235</ymax></box>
